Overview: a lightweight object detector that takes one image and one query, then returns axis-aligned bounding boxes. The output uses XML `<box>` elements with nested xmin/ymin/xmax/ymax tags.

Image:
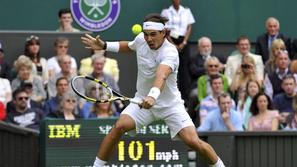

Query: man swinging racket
<box><xmin>81</xmin><ymin>13</ymin><xmax>225</xmax><ymax>167</ymax></box>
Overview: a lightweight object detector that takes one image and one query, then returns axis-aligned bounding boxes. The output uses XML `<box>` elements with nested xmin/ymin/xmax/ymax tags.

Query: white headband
<box><xmin>143</xmin><ymin>21</ymin><xmax>165</xmax><ymax>31</ymax></box>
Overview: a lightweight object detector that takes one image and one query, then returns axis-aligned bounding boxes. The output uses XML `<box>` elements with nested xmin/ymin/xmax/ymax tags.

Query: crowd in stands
<box><xmin>1</xmin><ymin>5</ymin><xmax>297</xmax><ymax>133</ymax></box>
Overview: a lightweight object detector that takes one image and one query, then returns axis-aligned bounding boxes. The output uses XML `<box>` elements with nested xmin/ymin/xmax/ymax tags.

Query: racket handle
<box><xmin>130</xmin><ymin>99</ymin><xmax>142</xmax><ymax>105</ymax></box>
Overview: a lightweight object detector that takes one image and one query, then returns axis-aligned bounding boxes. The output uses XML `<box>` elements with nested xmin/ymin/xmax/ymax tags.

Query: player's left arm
<box><xmin>141</xmin><ymin>64</ymin><xmax>172</xmax><ymax>109</ymax></box>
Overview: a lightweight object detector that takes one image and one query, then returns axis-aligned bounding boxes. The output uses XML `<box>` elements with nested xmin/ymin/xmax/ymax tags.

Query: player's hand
<box><xmin>141</xmin><ymin>96</ymin><xmax>156</xmax><ymax>109</ymax></box>
<box><xmin>81</xmin><ymin>34</ymin><xmax>105</xmax><ymax>50</ymax></box>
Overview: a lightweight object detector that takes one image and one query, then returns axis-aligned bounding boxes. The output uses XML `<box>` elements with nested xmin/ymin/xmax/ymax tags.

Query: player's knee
<box><xmin>112</xmin><ymin>123</ymin><xmax>130</xmax><ymax>134</ymax></box>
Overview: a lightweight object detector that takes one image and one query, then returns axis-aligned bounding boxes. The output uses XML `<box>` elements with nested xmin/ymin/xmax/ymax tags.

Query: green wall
<box><xmin>0</xmin><ymin>0</ymin><xmax>296</xmax><ymax>42</ymax></box>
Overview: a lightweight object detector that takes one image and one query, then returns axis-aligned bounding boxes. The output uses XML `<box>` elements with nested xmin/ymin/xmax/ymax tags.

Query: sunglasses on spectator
<box><xmin>26</xmin><ymin>35</ymin><xmax>39</xmax><ymax>41</ymax></box>
<box><xmin>17</xmin><ymin>96</ymin><xmax>29</xmax><ymax>101</ymax></box>
<box><xmin>208</xmin><ymin>64</ymin><xmax>219</xmax><ymax>68</ymax></box>
<box><xmin>241</xmin><ymin>64</ymin><xmax>252</xmax><ymax>69</ymax></box>
<box><xmin>66</xmin><ymin>99</ymin><xmax>76</xmax><ymax>103</ymax></box>
<box><xmin>58</xmin><ymin>45</ymin><xmax>68</xmax><ymax>49</ymax></box>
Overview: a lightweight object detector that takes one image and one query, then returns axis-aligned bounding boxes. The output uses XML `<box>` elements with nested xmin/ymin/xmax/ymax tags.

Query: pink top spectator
<box><xmin>249</xmin><ymin>110</ymin><xmax>279</xmax><ymax>131</ymax></box>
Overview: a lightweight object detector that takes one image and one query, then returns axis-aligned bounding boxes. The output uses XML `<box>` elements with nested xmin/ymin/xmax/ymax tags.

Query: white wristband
<box><xmin>147</xmin><ymin>87</ymin><xmax>161</xmax><ymax>100</ymax></box>
<box><xmin>106</xmin><ymin>42</ymin><xmax>120</xmax><ymax>52</ymax></box>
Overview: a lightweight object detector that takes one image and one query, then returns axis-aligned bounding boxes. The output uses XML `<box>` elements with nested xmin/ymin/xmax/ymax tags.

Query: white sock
<box><xmin>210</xmin><ymin>157</ymin><xmax>225</xmax><ymax>167</ymax></box>
<box><xmin>93</xmin><ymin>157</ymin><xmax>107</xmax><ymax>167</ymax></box>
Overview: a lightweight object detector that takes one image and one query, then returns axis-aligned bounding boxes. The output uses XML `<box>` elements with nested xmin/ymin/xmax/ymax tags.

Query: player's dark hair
<box><xmin>58</xmin><ymin>8</ymin><xmax>72</xmax><ymax>18</ymax></box>
<box><xmin>144</xmin><ymin>13</ymin><xmax>168</xmax><ymax>25</ymax></box>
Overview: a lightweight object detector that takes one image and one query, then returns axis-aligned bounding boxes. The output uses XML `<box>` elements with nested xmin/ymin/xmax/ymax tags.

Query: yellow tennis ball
<box><xmin>132</xmin><ymin>24</ymin><xmax>142</xmax><ymax>35</ymax></box>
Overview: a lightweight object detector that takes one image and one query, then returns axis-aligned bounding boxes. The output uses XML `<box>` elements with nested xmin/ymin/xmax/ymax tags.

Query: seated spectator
<box><xmin>24</xmin><ymin>35</ymin><xmax>49</xmax><ymax>86</ymax></box>
<box><xmin>11</xmin><ymin>55</ymin><xmax>46</xmax><ymax>103</ymax></box>
<box><xmin>229</xmin><ymin>55</ymin><xmax>261</xmax><ymax>101</ymax></box>
<box><xmin>197</xmin><ymin>93</ymin><xmax>243</xmax><ymax>132</ymax></box>
<box><xmin>0</xmin><ymin>101</ymin><xmax>6</xmax><ymax>120</ymax></box>
<box><xmin>225</xmin><ymin>36</ymin><xmax>264</xmax><ymax>85</ymax></box>
<box><xmin>0</xmin><ymin>77</ymin><xmax>12</xmax><ymax>107</ymax></box>
<box><xmin>44</xmin><ymin>77</ymin><xmax>70</xmax><ymax>116</ymax></box>
<box><xmin>0</xmin><ymin>42</ymin><xmax>11</xmax><ymax>79</ymax></box>
<box><xmin>264</xmin><ymin>50</ymin><xmax>291</xmax><ymax>99</ymax></box>
<box><xmin>197</xmin><ymin>57</ymin><xmax>229</xmax><ymax>102</ymax></box>
<box><xmin>237</xmin><ymin>79</ymin><xmax>261</xmax><ymax>130</ymax></box>
<box><xmin>199</xmin><ymin>74</ymin><xmax>235</xmax><ymax>125</ymax></box>
<box><xmin>5</xmin><ymin>88</ymin><xmax>44</xmax><ymax>130</ymax></box>
<box><xmin>187</xmin><ymin>37</ymin><xmax>224</xmax><ymax>119</ymax></box>
<box><xmin>264</xmin><ymin>39</ymin><xmax>286</xmax><ymax>74</ymax></box>
<box><xmin>47</xmin><ymin>37</ymin><xmax>77</xmax><ymax>77</ymax></box>
<box><xmin>47</xmin><ymin>54</ymin><xmax>76</xmax><ymax>97</ymax></box>
<box><xmin>290</xmin><ymin>60</ymin><xmax>297</xmax><ymax>92</ymax></box>
<box><xmin>248</xmin><ymin>92</ymin><xmax>279</xmax><ymax>131</ymax></box>
<box><xmin>79</xmin><ymin>50</ymin><xmax>120</xmax><ymax>82</ymax></box>
<box><xmin>56</xmin><ymin>8</ymin><xmax>80</xmax><ymax>32</ymax></box>
<box><xmin>284</xmin><ymin>95</ymin><xmax>297</xmax><ymax>130</ymax></box>
<box><xmin>47</xmin><ymin>92</ymin><xmax>80</xmax><ymax>120</ymax></box>
<box><xmin>89</xmin><ymin>94</ymin><xmax>119</xmax><ymax>119</ymax></box>
<box><xmin>255</xmin><ymin>17</ymin><xmax>291</xmax><ymax>63</ymax></box>
<box><xmin>7</xmin><ymin>81</ymin><xmax>43</xmax><ymax>113</ymax></box>
<box><xmin>273</xmin><ymin>75</ymin><xmax>296</xmax><ymax>127</ymax></box>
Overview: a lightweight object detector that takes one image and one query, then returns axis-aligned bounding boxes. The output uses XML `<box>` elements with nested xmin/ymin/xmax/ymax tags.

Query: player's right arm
<box><xmin>81</xmin><ymin>34</ymin><xmax>132</xmax><ymax>52</ymax></box>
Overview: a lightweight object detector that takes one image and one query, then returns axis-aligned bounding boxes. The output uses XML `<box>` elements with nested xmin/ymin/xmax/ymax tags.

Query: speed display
<box><xmin>40</xmin><ymin>119</ymin><xmax>189</xmax><ymax>167</ymax></box>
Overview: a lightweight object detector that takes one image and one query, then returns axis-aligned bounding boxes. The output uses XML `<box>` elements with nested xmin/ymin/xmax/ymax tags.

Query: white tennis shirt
<box><xmin>128</xmin><ymin>33</ymin><xmax>184</xmax><ymax>108</ymax></box>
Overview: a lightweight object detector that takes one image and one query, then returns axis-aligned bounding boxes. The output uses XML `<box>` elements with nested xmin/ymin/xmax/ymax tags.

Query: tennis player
<box><xmin>82</xmin><ymin>13</ymin><xmax>225</xmax><ymax>167</ymax></box>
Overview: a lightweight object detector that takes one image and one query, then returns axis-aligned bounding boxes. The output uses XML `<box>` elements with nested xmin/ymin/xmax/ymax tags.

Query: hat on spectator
<box><xmin>0</xmin><ymin>42</ymin><xmax>4</xmax><ymax>53</ymax></box>
<box><xmin>20</xmin><ymin>80</ymin><xmax>33</xmax><ymax>88</ymax></box>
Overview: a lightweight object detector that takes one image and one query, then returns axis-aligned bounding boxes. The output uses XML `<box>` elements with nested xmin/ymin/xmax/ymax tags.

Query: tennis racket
<box><xmin>71</xmin><ymin>75</ymin><xmax>141</xmax><ymax>105</ymax></box>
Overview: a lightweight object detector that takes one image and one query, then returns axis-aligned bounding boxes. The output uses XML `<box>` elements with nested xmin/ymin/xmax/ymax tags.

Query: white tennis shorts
<box><xmin>121</xmin><ymin>102</ymin><xmax>194</xmax><ymax>139</ymax></box>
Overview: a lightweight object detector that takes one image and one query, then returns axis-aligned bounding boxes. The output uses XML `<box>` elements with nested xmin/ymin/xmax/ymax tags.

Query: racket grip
<box><xmin>130</xmin><ymin>99</ymin><xmax>142</xmax><ymax>105</ymax></box>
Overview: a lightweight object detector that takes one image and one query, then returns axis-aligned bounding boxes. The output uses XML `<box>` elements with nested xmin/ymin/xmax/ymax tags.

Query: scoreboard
<box><xmin>40</xmin><ymin>119</ymin><xmax>189</xmax><ymax>167</ymax></box>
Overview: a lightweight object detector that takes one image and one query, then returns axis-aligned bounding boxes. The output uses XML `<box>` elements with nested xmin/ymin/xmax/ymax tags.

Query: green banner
<box><xmin>40</xmin><ymin>119</ymin><xmax>188</xmax><ymax>167</ymax></box>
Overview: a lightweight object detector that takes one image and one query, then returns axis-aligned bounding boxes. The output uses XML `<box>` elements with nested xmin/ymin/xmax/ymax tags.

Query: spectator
<box><xmin>88</xmin><ymin>94</ymin><xmax>118</xmax><ymax>118</ymax></box>
<box><xmin>56</xmin><ymin>8</ymin><xmax>80</xmax><ymax>32</ymax></box>
<box><xmin>24</xmin><ymin>35</ymin><xmax>49</xmax><ymax>85</ymax></box>
<box><xmin>0</xmin><ymin>76</ymin><xmax>12</xmax><ymax>107</ymax></box>
<box><xmin>225</xmin><ymin>36</ymin><xmax>264</xmax><ymax>85</ymax></box>
<box><xmin>47</xmin><ymin>54</ymin><xmax>76</xmax><ymax>97</ymax></box>
<box><xmin>0</xmin><ymin>42</ymin><xmax>11</xmax><ymax>79</ymax></box>
<box><xmin>264</xmin><ymin>50</ymin><xmax>291</xmax><ymax>99</ymax></box>
<box><xmin>0</xmin><ymin>101</ymin><xmax>6</xmax><ymax>120</ymax></box>
<box><xmin>5</xmin><ymin>88</ymin><xmax>44</xmax><ymax>130</ymax></box>
<box><xmin>197</xmin><ymin>93</ymin><xmax>243</xmax><ymax>132</ymax></box>
<box><xmin>161</xmin><ymin>0</ymin><xmax>195</xmax><ymax>103</ymax></box>
<box><xmin>229</xmin><ymin>55</ymin><xmax>261</xmax><ymax>102</ymax></box>
<box><xmin>199</xmin><ymin>74</ymin><xmax>235</xmax><ymax>124</ymax></box>
<box><xmin>248</xmin><ymin>92</ymin><xmax>279</xmax><ymax>131</ymax></box>
<box><xmin>237</xmin><ymin>79</ymin><xmax>261</xmax><ymax>130</ymax></box>
<box><xmin>47</xmin><ymin>92</ymin><xmax>80</xmax><ymax>120</ymax></box>
<box><xmin>79</xmin><ymin>50</ymin><xmax>120</xmax><ymax>82</ymax></box>
<box><xmin>7</xmin><ymin>81</ymin><xmax>43</xmax><ymax>113</ymax></box>
<box><xmin>255</xmin><ymin>17</ymin><xmax>291</xmax><ymax>63</ymax></box>
<box><xmin>197</xmin><ymin>57</ymin><xmax>229</xmax><ymax>102</ymax></box>
<box><xmin>284</xmin><ymin>95</ymin><xmax>297</xmax><ymax>130</ymax></box>
<box><xmin>47</xmin><ymin>37</ymin><xmax>77</xmax><ymax>77</ymax></box>
<box><xmin>189</xmin><ymin>37</ymin><xmax>224</xmax><ymax>89</ymax></box>
<box><xmin>264</xmin><ymin>39</ymin><xmax>286</xmax><ymax>74</ymax></box>
<box><xmin>44</xmin><ymin>77</ymin><xmax>70</xmax><ymax>116</ymax></box>
<box><xmin>11</xmin><ymin>55</ymin><xmax>46</xmax><ymax>103</ymax></box>
<box><xmin>273</xmin><ymin>74</ymin><xmax>296</xmax><ymax>126</ymax></box>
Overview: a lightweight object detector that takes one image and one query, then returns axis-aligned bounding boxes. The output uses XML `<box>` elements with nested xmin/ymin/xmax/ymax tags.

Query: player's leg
<box><xmin>178</xmin><ymin>126</ymin><xmax>225</xmax><ymax>167</ymax></box>
<box><xmin>94</xmin><ymin>114</ymin><xmax>135</xmax><ymax>166</ymax></box>
<box><xmin>94</xmin><ymin>102</ymin><xmax>155</xmax><ymax>167</ymax></box>
<box><xmin>98</xmin><ymin>114</ymin><xmax>135</xmax><ymax>159</ymax></box>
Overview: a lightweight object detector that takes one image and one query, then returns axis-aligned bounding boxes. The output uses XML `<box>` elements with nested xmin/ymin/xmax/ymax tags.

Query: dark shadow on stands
<box><xmin>0</xmin><ymin>121</ymin><xmax>39</xmax><ymax>167</ymax></box>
